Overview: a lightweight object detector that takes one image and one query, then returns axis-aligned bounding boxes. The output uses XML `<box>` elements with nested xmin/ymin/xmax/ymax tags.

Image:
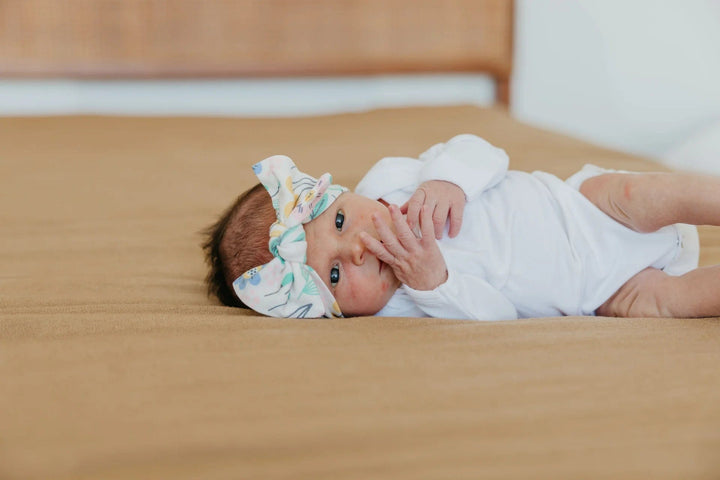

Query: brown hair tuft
<box><xmin>201</xmin><ymin>183</ymin><xmax>276</xmax><ymax>308</ymax></box>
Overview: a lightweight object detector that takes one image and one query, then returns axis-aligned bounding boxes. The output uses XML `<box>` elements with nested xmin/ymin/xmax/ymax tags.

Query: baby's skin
<box><xmin>307</xmin><ymin>171</ymin><xmax>720</xmax><ymax>318</ymax></box>
<box><xmin>304</xmin><ymin>180</ymin><xmax>460</xmax><ymax>316</ymax></box>
<box><xmin>581</xmin><ymin>172</ymin><xmax>720</xmax><ymax>317</ymax></box>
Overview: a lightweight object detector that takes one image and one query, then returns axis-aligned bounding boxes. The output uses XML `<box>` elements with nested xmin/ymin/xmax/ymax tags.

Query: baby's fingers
<box><xmin>390</xmin><ymin>204</ymin><xmax>420</xmax><ymax>250</ymax></box>
<box><xmin>448</xmin><ymin>202</ymin><xmax>465</xmax><ymax>238</ymax></box>
<box><xmin>402</xmin><ymin>189</ymin><xmax>425</xmax><ymax>233</ymax></box>
<box><xmin>432</xmin><ymin>202</ymin><xmax>450</xmax><ymax>239</ymax></box>
<box><xmin>359</xmin><ymin>232</ymin><xmax>396</xmax><ymax>265</ymax></box>
<box><xmin>420</xmin><ymin>205</ymin><xmax>437</xmax><ymax>245</ymax></box>
<box><xmin>371</xmin><ymin>211</ymin><xmax>407</xmax><ymax>258</ymax></box>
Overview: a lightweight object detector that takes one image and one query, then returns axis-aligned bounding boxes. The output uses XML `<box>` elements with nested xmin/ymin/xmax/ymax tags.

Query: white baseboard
<box><xmin>0</xmin><ymin>74</ymin><xmax>495</xmax><ymax>116</ymax></box>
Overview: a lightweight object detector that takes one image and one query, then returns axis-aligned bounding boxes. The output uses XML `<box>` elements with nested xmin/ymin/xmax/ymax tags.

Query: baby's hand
<box><xmin>360</xmin><ymin>204</ymin><xmax>448</xmax><ymax>291</ymax></box>
<box><xmin>401</xmin><ymin>180</ymin><xmax>465</xmax><ymax>239</ymax></box>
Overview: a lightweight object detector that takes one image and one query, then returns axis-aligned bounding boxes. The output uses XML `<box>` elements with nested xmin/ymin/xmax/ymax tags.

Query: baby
<box><xmin>203</xmin><ymin>134</ymin><xmax>720</xmax><ymax>320</ymax></box>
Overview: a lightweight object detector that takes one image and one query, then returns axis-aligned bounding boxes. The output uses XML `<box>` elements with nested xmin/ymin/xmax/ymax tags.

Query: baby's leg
<box><xmin>580</xmin><ymin>172</ymin><xmax>720</xmax><ymax>232</ymax></box>
<box><xmin>598</xmin><ymin>266</ymin><xmax>720</xmax><ymax>318</ymax></box>
<box><xmin>581</xmin><ymin>170</ymin><xmax>720</xmax><ymax>317</ymax></box>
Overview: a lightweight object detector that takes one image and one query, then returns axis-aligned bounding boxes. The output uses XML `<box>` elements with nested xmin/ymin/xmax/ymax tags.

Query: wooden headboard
<box><xmin>0</xmin><ymin>0</ymin><xmax>514</xmax><ymax>103</ymax></box>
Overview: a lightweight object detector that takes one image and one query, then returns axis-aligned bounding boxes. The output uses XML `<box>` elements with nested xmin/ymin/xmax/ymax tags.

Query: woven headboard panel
<box><xmin>0</xmin><ymin>0</ymin><xmax>514</xmax><ymax>102</ymax></box>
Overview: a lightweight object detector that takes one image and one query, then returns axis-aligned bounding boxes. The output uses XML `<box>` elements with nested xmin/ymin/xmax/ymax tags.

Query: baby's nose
<box><xmin>345</xmin><ymin>235</ymin><xmax>366</xmax><ymax>266</ymax></box>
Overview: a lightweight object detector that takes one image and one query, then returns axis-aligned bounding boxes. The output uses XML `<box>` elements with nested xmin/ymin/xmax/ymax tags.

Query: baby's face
<box><xmin>305</xmin><ymin>192</ymin><xmax>401</xmax><ymax>316</ymax></box>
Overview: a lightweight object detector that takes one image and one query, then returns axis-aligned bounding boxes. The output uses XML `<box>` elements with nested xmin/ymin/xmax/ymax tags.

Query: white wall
<box><xmin>2</xmin><ymin>0</ymin><xmax>719</xmax><ymax>172</ymax></box>
<box><xmin>512</xmin><ymin>0</ymin><xmax>720</xmax><ymax>173</ymax></box>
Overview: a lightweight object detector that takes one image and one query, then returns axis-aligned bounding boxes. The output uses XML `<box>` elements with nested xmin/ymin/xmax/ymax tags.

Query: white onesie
<box><xmin>355</xmin><ymin>134</ymin><xmax>699</xmax><ymax>320</ymax></box>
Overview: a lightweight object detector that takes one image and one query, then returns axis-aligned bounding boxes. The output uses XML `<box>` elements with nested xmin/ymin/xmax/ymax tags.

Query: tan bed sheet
<box><xmin>2</xmin><ymin>106</ymin><xmax>720</xmax><ymax>479</ymax></box>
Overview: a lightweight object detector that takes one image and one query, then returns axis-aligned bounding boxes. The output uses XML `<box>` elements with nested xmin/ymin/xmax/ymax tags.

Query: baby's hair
<box><xmin>202</xmin><ymin>183</ymin><xmax>276</xmax><ymax>308</ymax></box>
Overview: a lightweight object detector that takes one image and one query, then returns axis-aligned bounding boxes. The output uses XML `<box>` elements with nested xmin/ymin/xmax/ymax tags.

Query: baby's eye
<box><xmin>335</xmin><ymin>210</ymin><xmax>345</xmax><ymax>231</ymax></box>
<box><xmin>330</xmin><ymin>265</ymin><xmax>340</xmax><ymax>287</ymax></box>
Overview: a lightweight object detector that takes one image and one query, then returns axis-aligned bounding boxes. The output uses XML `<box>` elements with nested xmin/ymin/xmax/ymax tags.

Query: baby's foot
<box><xmin>596</xmin><ymin>268</ymin><xmax>674</xmax><ymax>317</ymax></box>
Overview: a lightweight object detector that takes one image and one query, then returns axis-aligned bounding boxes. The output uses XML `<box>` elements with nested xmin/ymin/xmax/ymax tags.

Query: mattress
<box><xmin>2</xmin><ymin>105</ymin><xmax>720</xmax><ymax>479</ymax></box>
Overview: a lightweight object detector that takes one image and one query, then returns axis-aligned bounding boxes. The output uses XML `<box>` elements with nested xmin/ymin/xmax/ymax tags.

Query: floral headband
<box><xmin>233</xmin><ymin>155</ymin><xmax>348</xmax><ymax>318</ymax></box>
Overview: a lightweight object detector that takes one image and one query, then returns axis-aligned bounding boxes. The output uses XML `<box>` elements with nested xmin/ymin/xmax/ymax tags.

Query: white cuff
<box><xmin>402</xmin><ymin>268</ymin><xmax>518</xmax><ymax>321</ymax></box>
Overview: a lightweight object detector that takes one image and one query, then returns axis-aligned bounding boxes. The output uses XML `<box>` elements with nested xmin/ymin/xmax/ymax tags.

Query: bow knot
<box><xmin>233</xmin><ymin>155</ymin><xmax>347</xmax><ymax>318</ymax></box>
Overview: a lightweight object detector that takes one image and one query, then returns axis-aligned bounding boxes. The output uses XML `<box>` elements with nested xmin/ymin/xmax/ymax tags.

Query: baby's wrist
<box><xmin>406</xmin><ymin>268</ymin><xmax>448</xmax><ymax>291</ymax></box>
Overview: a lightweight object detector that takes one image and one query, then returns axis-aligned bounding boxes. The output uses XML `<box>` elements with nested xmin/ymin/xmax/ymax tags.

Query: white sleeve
<box><xmin>374</xmin><ymin>289</ymin><xmax>429</xmax><ymax>318</ymax></box>
<box><xmin>401</xmin><ymin>269</ymin><xmax>518</xmax><ymax>321</ymax></box>
<box><xmin>354</xmin><ymin>156</ymin><xmax>421</xmax><ymax>201</ymax></box>
<box><xmin>418</xmin><ymin>134</ymin><xmax>509</xmax><ymax>199</ymax></box>
<box><xmin>355</xmin><ymin>134</ymin><xmax>509</xmax><ymax>202</ymax></box>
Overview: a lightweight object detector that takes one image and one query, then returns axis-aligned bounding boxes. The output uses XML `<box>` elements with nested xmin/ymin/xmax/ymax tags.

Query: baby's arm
<box><xmin>357</xmin><ymin>134</ymin><xmax>510</xmax><ymax>239</ymax></box>
<box><xmin>361</xmin><ymin>202</ymin><xmax>518</xmax><ymax>320</ymax></box>
<box><xmin>405</xmin><ymin>134</ymin><xmax>509</xmax><ymax>239</ymax></box>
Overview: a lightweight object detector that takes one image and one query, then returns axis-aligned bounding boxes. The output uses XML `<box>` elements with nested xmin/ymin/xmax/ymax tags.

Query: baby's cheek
<box><xmin>347</xmin><ymin>286</ymin><xmax>361</xmax><ymax>303</ymax></box>
<box><xmin>341</xmin><ymin>278</ymin><xmax>364</xmax><ymax>305</ymax></box>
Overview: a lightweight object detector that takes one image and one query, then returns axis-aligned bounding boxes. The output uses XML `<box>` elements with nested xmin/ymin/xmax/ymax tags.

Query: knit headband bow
<box><xmin>233</xmin><ymin>155</ymin><xmax>348</xmax><ymax>318</ymax></box>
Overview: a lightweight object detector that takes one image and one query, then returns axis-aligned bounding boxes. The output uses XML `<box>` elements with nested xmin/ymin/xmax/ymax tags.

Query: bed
<box><xmin>2</xmin><ymin>2</ymin><xmax>720</xmax><ymax>479</ymax></box>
